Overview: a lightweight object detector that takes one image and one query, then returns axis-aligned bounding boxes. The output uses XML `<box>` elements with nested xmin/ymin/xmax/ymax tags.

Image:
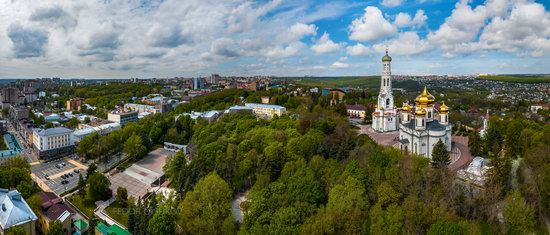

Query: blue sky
<box><xmin>0</xmin><ymin>0</ymin><xmax>549</xmax><ymax>78</ymax></box>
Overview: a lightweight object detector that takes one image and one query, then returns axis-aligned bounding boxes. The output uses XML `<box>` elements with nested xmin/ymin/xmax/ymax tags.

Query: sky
<box><xmin>0</xmin><ymin>0</ymin><xmax>549</xmax><ymax>78</ymax></box>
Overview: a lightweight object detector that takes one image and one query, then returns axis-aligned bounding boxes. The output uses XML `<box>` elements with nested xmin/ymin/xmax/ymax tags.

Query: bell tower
<box><xmin>378</xmin><ymin>48</ymin><xmax>394</xmax><ymax>110</ymax></box>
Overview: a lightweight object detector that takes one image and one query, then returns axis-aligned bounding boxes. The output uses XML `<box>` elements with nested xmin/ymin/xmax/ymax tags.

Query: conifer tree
<box><xmin>431</xmin><ymin>140</ymin><xmax>450</xmax><ymax>168</ymax></box>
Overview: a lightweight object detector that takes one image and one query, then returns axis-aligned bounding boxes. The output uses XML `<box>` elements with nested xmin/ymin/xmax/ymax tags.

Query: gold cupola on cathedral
<box><xmin>414</xmin><ymin>85</ymin><xmax>435</xmax><ymax>107</ymax></box>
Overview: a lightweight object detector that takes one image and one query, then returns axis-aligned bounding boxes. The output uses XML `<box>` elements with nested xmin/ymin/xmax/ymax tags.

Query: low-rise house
<box><xmin>164</xmin><ymin>142</ymin><xmax>189</xmax><ymax>155</ymax></box>
<box><xmin>180</xmin><ymin>111</ymin><xmax>221</xmax><ymax>122</ymax></box>
<box><xmin>73</xmin><ymin>219</ymin><xmax>88</xmax><ymax>235</ymax></box>
<box><xmin>0</xmin><ymin>189</ymin><xmax>38</xmax><ymax>235</ymax></box>
<box><xmin>228</xmin><ymin>103</ymin><xmax>287</xmax><ymax>119</ymax></box>
<box><xmin>107</xmin><ymin>111</ymin><xmax>138</xmax><ymax>126</ymax></box>
<box><xmin>95</xmin><ymin>223</ymin><xmax>130</xmax><ymax>235</ymax></box>
<box><xmin>37</xmin><ymin>191</ymin><xmax>75</xmax><ymax>235</ymax></box>
<box><xmin>346</xmin><ymin>104</ymin><xmax>367</xmax><ymax>119</ymax></box>
<box><xmin>530</xmin><ymin>103</ymin><xmax>550</xmax><ymax>113</ymax></box>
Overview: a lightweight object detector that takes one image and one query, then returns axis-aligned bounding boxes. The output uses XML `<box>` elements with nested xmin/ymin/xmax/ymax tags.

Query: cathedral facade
<box><xmin>372</xmin><ymin>50</ymin><xmax>398</xmax><ymax>132</ymax></box>
<box><xmin>398</xmin><ymin>86</ymin><xmax>452</xmax><ymax>159</ymax></box>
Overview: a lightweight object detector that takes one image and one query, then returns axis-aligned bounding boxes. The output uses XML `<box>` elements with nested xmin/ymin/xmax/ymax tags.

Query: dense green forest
<box><xmin>72</xmin><ymin>88</ymin><xmax>550</xmax><ymax>234</ymax></box>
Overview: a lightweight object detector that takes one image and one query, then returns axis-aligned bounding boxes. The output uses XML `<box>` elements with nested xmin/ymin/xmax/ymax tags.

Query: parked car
<box><xmin>74</xmin><ymin>169</ymin><xmax>80</xmax><ymax>173</ymax></box>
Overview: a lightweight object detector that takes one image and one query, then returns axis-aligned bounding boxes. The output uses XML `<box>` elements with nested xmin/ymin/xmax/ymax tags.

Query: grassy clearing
<box><xmin>477</xmin><ymin>75</ymin><xmax>550</xmax><ymax>83</ymax></box>
<box><xmin>105</xmin><ymin>200</ymin><xmax>129</xmax><ymax>227</ymax></box>
<box><xmin>67</xmin><ymin>191</ymin><xmax>96</xmax><ymax>218</ymax></box>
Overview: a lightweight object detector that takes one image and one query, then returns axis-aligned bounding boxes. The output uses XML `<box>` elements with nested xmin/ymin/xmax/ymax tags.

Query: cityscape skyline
<box><xmin>1</xmin><ymin>0</ymin><xmax>550</xmax><ymax>78</ymax></box>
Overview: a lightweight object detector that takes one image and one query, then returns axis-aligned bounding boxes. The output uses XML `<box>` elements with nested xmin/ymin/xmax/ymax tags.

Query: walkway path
<box><xmin>448</xmin><ymin>135</ymin><xmax>473</xmax><ymax>171</ymax></box>
<box><xmin>356</xmin><ymin>124</ymin><xmax>399</xmax><ymax>147</ymax></box>
<box><xmin>94</xmin><ymin>198</ymin><xmax>127</xmax><ymax>229</ymax></box>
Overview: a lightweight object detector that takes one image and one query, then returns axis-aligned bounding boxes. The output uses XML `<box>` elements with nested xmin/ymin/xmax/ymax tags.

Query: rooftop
<box><xmin>38</xmin><ymin>191</ymin><xmax>74</xmax><ymax>222</ymax></box>
<box><xmin>96</xmin><ymin>222</ymin><xmax>131</xmax><ymax>235</ymax></box>
<box><xmin>402</xmin><ymin>119</ymin><xmax>448</xmax><ymax>132</ymax></box>
<box><xmin>244</xmin><ymin>103</ymin><xmax>286</xmax><ymax>110</ymax></box>
<box><xmin>0</xmin><ymin>189</ymin><xmax>38</xmax><ymax>229</ymax></box>
<box><xmin>33</xmin><ymin>127</ymin><xmax>72</xmax><ymax>137</ymax></box>
<box><xmin>346</xmin><ymin>104</ymin><xmax>366</xmax><ymax>111</ymax></box>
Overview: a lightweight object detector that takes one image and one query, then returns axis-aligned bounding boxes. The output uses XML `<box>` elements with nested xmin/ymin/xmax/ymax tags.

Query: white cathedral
<box><xmin>398</xmin><ymin>86</ymin><xmax>453</xmax><ymax>159</ymax></box>
<box><xmin>372</xmin><ymin>50</ymin><xmax>399</xmax><ymax>132</ymax></box>
<box><xmin>371</xmin><ymin>49</ymin><xmax>453</xmax><ymax>159</ymax></box>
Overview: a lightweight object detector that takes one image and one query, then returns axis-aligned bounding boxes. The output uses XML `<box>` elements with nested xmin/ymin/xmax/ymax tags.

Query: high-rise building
<box><xmin>193</xmin><ymin>77</ymin><xmax>204</xmax><ymax>90</ymax></box>
<box><xmin>210</xmin><ymin>74</ymin><xmax>220</xmax><ymax>84</ymax></box>
<box><xmin>1</xmin><ymin>87</ymin><xmax>19</xmax><ymax>105</ymax></box>
<box><xmin>66</xmin><ymin>98</ymin><xmax>82</xmax><ymax>111</ymax></box>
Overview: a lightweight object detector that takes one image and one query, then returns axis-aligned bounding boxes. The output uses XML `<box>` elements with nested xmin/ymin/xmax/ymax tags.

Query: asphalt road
<box><xmin>31</xmin><ymin>158</ymin><xmax>87</xmax><ymax>195</ymax></box>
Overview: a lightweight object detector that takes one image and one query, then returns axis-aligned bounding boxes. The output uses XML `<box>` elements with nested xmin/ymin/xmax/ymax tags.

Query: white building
<box><xmin>479</xmin><ymin>110</ymin><xmax>489</xmax><ymax>138</ymax></box>
<box><xmin>164</xmin><ymin>142</ymin><xmax>189</xmax><ymax>155</ymax></box>
<box><xmin>180</xmin><ymin>111</ymin><xmax>221</xmax><ymax>122</ymax></box>
<box><xmin>457</xmin><ymin>157</ymin><xmax>491</xmax><ymax>189</ymax></box>
<box><xmin>107</xmin><ymin>111</ymin><xmax>138</xmax><ymax>126</ymax></box>
<box><xmin>372</xmin><ymin>50</ymin><xmax>398</xmax><ymax>132</ymax></box>
<box><xmin>228</xmin><ymin>103</ymin><xmax>287</xmax><ymax>119</ymax></box>
<box><xmin>346</xmin><ymin>104</ymin><xmax>367</xmax><ymax>119</ymax></box>
<box><xmin>530</xmin><ymin>103</ymin><xmax>550</xmax><ymax>113</ymax></box>
<box><xmin>33</xmin><ymin>127</ymin><xmax>73</xmax><ymax>152</ymax></box>
<box><xmin>71</xmin><ymin>122</ymin><xmax>121</xmax><ymax>143</ymax></box>
<box><xmin>398</xmin><ymin>86</ymin><xmax>452</xmax><ymax>159</ymax></box>
<box><xmin>124</xmin><ymin>103</ymin><xmax>159</xmax><ymax>114</ymax></box>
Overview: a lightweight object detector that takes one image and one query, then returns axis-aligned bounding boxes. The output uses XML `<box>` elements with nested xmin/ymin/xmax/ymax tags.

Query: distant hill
<box><xmin>477</xmin><ymin>75</ymin><xmax>550</xmax><ymax>83</ymax></box>
<box><xmin>282</xmin><ymin>76</ymin><xmax>381</xmax><ymax>88</ymax></box>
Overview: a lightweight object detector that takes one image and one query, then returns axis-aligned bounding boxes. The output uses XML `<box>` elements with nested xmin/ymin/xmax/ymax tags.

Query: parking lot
<box><xmin>31</xmin><ymin>157</ymin><xmax>88</xmax><ymax>195</ymax></box>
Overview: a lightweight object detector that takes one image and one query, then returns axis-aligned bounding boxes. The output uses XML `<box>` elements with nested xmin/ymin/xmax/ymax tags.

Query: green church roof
<box><xmin>382</xmin><ymin>48</ymin><xmax>392</xmax><ymax>62</ymax></box>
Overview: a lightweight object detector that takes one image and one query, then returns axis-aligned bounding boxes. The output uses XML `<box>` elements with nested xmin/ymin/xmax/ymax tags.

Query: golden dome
<box><xmin>415</xmin><ymin>107</ymin><xmax>427</xmax><ymax>116</ymax></box>
<box><xmin>439</xmin><ymin>101</ymin><xmax>449</xmax><ymax>113</ymax></box>
<box><xmin>415</xmin><ymin>85</ymin><xmax>435</xmax><ymax>107</ymax></box>
<box><xmin>401</xmin><ymin>104</ymin><xmax>411</xmax><ymax>112</ymax></box>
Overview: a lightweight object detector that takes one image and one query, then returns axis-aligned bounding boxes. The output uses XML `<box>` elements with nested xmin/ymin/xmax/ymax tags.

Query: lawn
<box><xmin>477</xmin><ymin>75</ymin><xmax>550</xmax><ymax>83</ymax></box>
<box><xmin>105</xmin><ymin>200</ymin><xmax>129</xmax><ymax>227</ymax></box>
<box><xmin>67</xmin><ymin>191</ymin><xmax>96</xmax><ymax>218</ymax></box>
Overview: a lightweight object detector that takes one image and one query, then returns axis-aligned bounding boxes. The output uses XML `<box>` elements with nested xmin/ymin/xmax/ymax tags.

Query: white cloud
<box><xmin>349</xmin><ymin>6</ymin><xmax>397</xmax><ymax>42</ymax></box>
<box><xmin>285</xmin><ymin>23</ymin><xmax>317</xmax><ymax>42</ymax></box>
<box><xmin>0</xmin><ymin>0</ymin><xmax>352</xmax><ymax>77</ymax></box>
<box><xmin>331</xmin><ymin>61</ymin><xmax>349</xmax><ymax>69</ymax></box>
<box><xmin>311</xmin><ymin>32</ymin><xmax>342</xmax><ymax>54</ymax></box>
<box><xmin>265</xmin><ymin>42</ymin><xmax>305</xmax><ymax>58</ymax></box>
<box><xmin>381</xmin><ymin>0</ymin><xmax>403</xmax><ymax>7</ymax></box>
<box><xmin>478</xmin><ymin>1</ymin><xmax>550</xmax><ymax>56</ymax></box>
<box><xmin>394</xmin><ymin>12</ymin><xmax>412</xmax><ymax>27</ymax></box>
<box><xmin>374</xmin><ymin>31</ymin><xmax>431</xmax><ymax>56</ymax></box>
<box><xmin>428</xmin><ymin>1</ymin><xmax>489</xmax><ymax>46</ymax></box>
<box><xmin>395</xmin><ymin>10</ymin><xmax>428</xmax><ymax>28</ymax></box>
<box><xmin>346</xmin><ymin>43</ymin><xmax>373</xmax><ymax>56</ymax></box>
